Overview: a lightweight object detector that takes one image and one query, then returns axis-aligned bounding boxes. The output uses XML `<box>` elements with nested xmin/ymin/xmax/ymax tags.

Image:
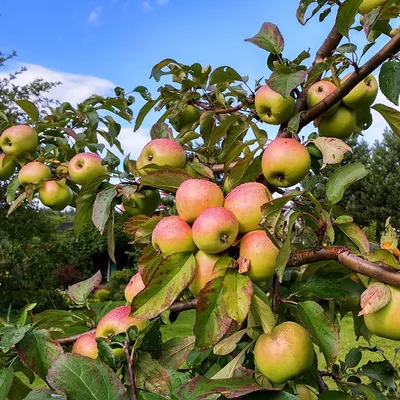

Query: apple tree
<box><xmin>2</xmin><ymin>1</ymin><xmax>400</xmax><ymax>399</ymax></box>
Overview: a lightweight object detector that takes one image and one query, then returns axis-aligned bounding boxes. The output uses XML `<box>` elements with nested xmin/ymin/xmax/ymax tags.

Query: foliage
<box><xmin>106</xmin><ymin>269</ymin><xmax>134</xmax><ymax>301</ymax></box>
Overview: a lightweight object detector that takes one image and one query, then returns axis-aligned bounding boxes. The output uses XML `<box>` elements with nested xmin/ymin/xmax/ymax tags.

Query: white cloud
<box><xmin>117</xmin><ymin>126</ymin><xmax>151</xmax><ymax>159</ymax></box>
<box><xmin>88</xmin><ymin>7</ymin><xmax>102</xmax><ymax>23</ymax></box>
<box><xmin>0</xmin><ymin>63</ymin><xmax>115</xmax><ymax>105</ymax></box>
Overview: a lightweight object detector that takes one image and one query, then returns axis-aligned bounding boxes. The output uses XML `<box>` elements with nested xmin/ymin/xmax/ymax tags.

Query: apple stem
<box><xmin>124</xmin><ymin>336</ymin><xmax>137</xmax><ymax>400</ymax></box>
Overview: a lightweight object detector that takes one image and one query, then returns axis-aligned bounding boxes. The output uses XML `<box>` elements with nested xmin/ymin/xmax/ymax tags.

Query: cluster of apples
<box><xmin>0</xmin><ymin>125</ymin><xmax>109</xmax><ymax>210</ymax></box>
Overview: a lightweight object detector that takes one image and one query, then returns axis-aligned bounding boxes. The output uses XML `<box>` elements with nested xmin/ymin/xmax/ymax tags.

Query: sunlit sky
<box><xmin>1</xmin><ymin>0</ymin><xmax>397</xmax><ymax>159</ymax></box>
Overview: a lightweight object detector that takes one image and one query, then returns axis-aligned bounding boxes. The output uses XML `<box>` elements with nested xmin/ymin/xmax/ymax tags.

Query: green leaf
<box><xmin>92</xmin><ymin>187</ymin><xmax>117</xmax><ymax>235</ymax></box>
<box><xmin>140</xmin><ymin>169</ymin><xmax>192</xmax><ymax>193</ymax></box>
<box><xmin>309</xmin><ymin>137</ymin><xmax>352</xmax><ymax>168</ymax></box>
<box><xmin>297</xmin><ymin>301</ymin><xmax>339</xmax><ymax>368</ymax></box>
<box><xmin>134</xmin><ymin>85</ymin><xmax>152</xmax><ymax>101</ymax></box>
<box><xmin>16</xmin><ymin>99</ymin><xmax>39</xmax><ymax>122</ymax></box>
<box><xmin>15</xmin><ymin>303</ymin><xmax>36</xmax><ymax>327</ymax></box>
<box><xmin>195</xmin><ymin>276</ymin><xmax>232</xmax><ymax>350</ymax></box>
<box><xmin>326</xmin><ymin>163</ymin><xmax>369</xmax><ymax>204</ymax></box>
<box><xmin>248</xmin><ymin>285</ymin><xmax>277</xmax><ymax>335</ymax></box>
<box><xmin>366</xmin><ymin>249</ymin><xmax>399</xmax><ymax>269</ymax></box>
<box><xmin>16</xmin><ymin>330</ymin><xmax>63</xmax><ymax>380</ymax></box>
<box><xmin>150</xmin><ymin>122</ymin><xmax>173</xmax><ymax>140</ymax></box>
<box><xmin>305</xmin><ymin>58</ymin><xmax>334</xmax><ymax>86</ymax></box>
<box><xmin>209</xmin><ymin>66</ymin><xmax>243</xmax><ymax>84</ymax></box>
<box><xmin>161</xmin><ymin>336</ymin><xmax>195</xmax><ymax>369</ymax></box>
<box><xmin>68</xmin><ymin>270</ymin><xmax>102</xmax><ymax>306</ymax></box>
<box><xmin>96</xmin><ymin>338</ymin><xmax>116</xmax><ymax>369</ymax></box>
<box><xmin>107</xmin><ymin>212</ymin><xmax>116</xmax><ymax>264</ymax></box>
<box><xmin>267</xmin><ymin>71</ymin><xmax>307</xmax><ymax>99</ymax></box>
<box><xmin>224</xmin><ymin>153</ymin><xmax>262</xmax><ymax>191</ymax></box>
<box><xmin>213</xmin><ymin>329</ymin><xmax>247</xmax><ymax>356</ymax></box>
<box><xmin>222</xmin><ymin>270</ymin><xmax>253</xmax><ymax>325</ymax></box>
<box><xmin>138</xmin><ymin>244</ymin><xmax>164</xmax><ymax>284</ymax></box>
<box><xmin>380</xmin><ymin>217</ymin><xmax>398</xmax><ymax>249</ymax></box>
<box><xmin>245</xmin><ymin>22</ymin><xmax>284</xmax><ymax>54</ymax></box>
<box><xmin>208</xmin><ymin>115</ymin><xmax>241</xmax><ymax>148</ymax></box>
<box><xmin>7</xmin><ymin>192</ymin><xmax>26</xmax><ymax>216</ymax></box>
<box><xmin>318</xmin><ymin>393</ymin><xmax>352</xmax><ymax>400</ymax></box>
<box><xmin>0</xmin><ymin>366</ymin><xmax>13</xmax><ymax>400</ymax></box>
<box><xmin>134</xmin><ymin>98</ymin><xmax>159</xmax><ymax>131</ymax></box>
<box><xmin>337</xmin><ymin>222</ymin><xmax>370</xmax><ymax>254</ymax></box>
<box><xmin>372</xmin><ymin>103</ymin><xmax>400</xmax><ymax>137</ymax></box>
<box><xmin>23</xmin><ymin>389</ymin><xmax>67</xmax><ymax>399</ymax></box>
<box><xmin>358</xmin><ymin>361</ymin><xmax>396</xmax><ymax>389</ymax></box>
<box><xmin>296</xmin><ymin>0</ymin><xmax>319</xmax><ymax>25</ymax></box>
<box><xmin>0</xmin><ymin>325</ymin><xmax>30</xmax><ymax>352</ymax></box>
<box><xmin>47</xmin><ymin>353</ymin><xmax>128</xmax><ymax>399</ymax></box>
<box><xmin>132</xmin><ymin>252</ymin><xmax>196</xmax><ymax>319</ymax></box>
<box><xmin>7</xmin><ymin>376</ymin><xmax>31</xmax><ymax>400</ymax></box>
<box><xmin>336</xmin><ymin>0</ymin><xmax>363</xmax><ymax>37</ymax></box>
<box><xmin>6</xmin><ymin>176</ymin><xmax>20</xmax><ymax>204</ymax></box>
<box><xmin>150</xmin><ymin>58</ymin><xmax>180</xmax><ymax>81</ymax></box>
<box><xmin>160</xmin><ymin>310</ymin><xmax>196</xmax><ymax>342</ymax></box>
<box><xmin>345</xmin><ymin>348</ymin><xmax>362</xmax><ymax>368</ymax></box>
<box><xmin>177</xmin><ymin>377</ymin><xmax>266</xmax><ymax>400</ymax></box>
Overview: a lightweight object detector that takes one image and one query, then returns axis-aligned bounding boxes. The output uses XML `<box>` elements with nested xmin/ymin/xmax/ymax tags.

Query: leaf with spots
<box><xmin>359</xmin><ymin>282</ymin><xmax>392</xmax><ymax>316</ymax></box>
<box><xmin>309</xmin><ymin>137</ymin><xmax>352</xmax><ymax>169</ymax></box>
<box><xmin>92</xmin><ymin>187</ymin><xmax>117</xmax><ymax>235</ymax></box>
<box><xmin>245</xmin><ymin>22</ymin><xmax>284</xmax><ymax>54</ymax></box>
<box><xmin>68</xmin><ymin>270</ymin><xmax>102</xmax><ymax>306</ymax></box>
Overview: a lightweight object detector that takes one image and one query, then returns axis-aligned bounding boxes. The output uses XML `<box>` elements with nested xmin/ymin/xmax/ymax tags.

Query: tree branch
<box><xmin>125</xmin><ymin>336</ymin><xmax>137</xmax><ymax>400</ymax></box>
<box><xmin>316</xmin><ymin>370</ymin><xmax>329</xmax><ymax>392</ymax></box>
<box><xmin>169</xmin><ymin>298</ymin><xmax>197</xmax><ymax>313</ymax></box>
<box><xmin>55</xmin><ymin>329</ymin><xmax>96</xmax><ymax>345</ymax></box>
<box><xmin>194</xmin><ymin>101</ymin><xmax>244</xmax><ymax>114</ymax></box>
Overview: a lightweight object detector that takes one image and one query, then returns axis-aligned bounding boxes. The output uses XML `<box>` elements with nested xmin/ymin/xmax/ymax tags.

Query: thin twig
<box><xmin>56</xmin><ymin>329</ymin><xmax>96</xmax><ymax>345</ymax></box>
<box><xmin>316</xmin><ymin>370</ymin><xmax>329</xmax><ymax>392</ymax></box>
<box><xmin>272</xmin><ymin>275</ymin><xmax>279</xmax><ymax>313</ymax></box>
<box><xmin>125</xmin><ymin>336</ymin><xmax>137</xmax><ymax>400</ymax></box>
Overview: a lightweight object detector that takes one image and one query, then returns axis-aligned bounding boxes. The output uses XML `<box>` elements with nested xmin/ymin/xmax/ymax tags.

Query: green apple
<box><xmin>254</xmin><ymin>321</ymin><xmax>314</xmax><ymax>384</ymax></box>
<box><xmin>0</xmin><ymin>125</ymin><xmax>38</xmax><ymax>155</ymax></box>
<box><xmin>224</xmin><ymin>182</ymin><xmax>272</xmax><ymax>233</ymax></box>
<box><xmin>96</xmin><ymin>305</ymin><xmax>147</xmax><ymax>337</ymax></box>
<box><xmin>294</xmin><ymin>384</ymin><xmax>313</xmax><ymax>400</ymax></box>
<box><xmin>39</xmin><ymin>180</ymin><xmax>73</xmax><ymax>210</ymax></box>
<box><xmin>0</xmin><ymin>154</ymin><xmax>16</xmax><ymax>180</ymax></box>
<box><xmin>125</xmin><ymin>273</ymin><xmax>145</xmax><ymax>303</ymax></box>
<box><xmin>342</xmin><ymin>74</ymin><xmax>378</xmax><ymax>109</ymax></box>
<box><xmin>318</xmin><ymin>106</ymin><xmax>357</xmax><ymax>140</ymax></box>
<box><xmin>68</xmin><ymin>153</ymin><xmax>108</xmax><ymax>186</ymax></box>
<box><xmin>18</xmin><ymin>161</ymin><xmax>52</xmax><ymax>185</ymax></box>
<box><xmin>136</xmin><ymin>138</ymin><xmax>186</xmax><ymax>175</ymax></box>
<box><xmin>239</xmin><ymin>230</ymin><xmax>279</xmax><ymax>282</ymax></box>
<box><xmin>169</xmin><ymin>105</ymin><xmax>201</xmax><ymax>132</ymax></box>
<box><xmin>72</xmin><ymin>332</ymin><xmax>98</xmax><ymax>359</ymax></box>
<box><xmin>122</xmin><ymin>189</ymin><xmax>161</xmax><ymax>217</ymax></box>
<box><xmin>192</xmin><ymin>206</ymin><xmax>239</xmax><ymax>254</ymax></box>
<box><xmin>176</xmin><ymin>179</ymin><xmax>224</xmax><ymax>223</ymax></box>
<box><xmin>307</xmin><ymin>80</ymin><xmax>340</xmax><ymax>116</ymax></box>
<box><xmin>255</xmin><ymin>85</ymin><xmax>295</xmax><ymax>125</ymax></box>
<box><xmin>152</xmin><ymin>216</ymin><xmax>196</xmax><ymax>257</ymax></box>
<box><xmin>364</xmin><ymin>284</ymin><xmax>400</xmax><ymax>340</ymax></box>
<box><xmin>189</xmin><ymin>251</ymin><xmax>227</xmax><ymax>296</ymax></box>
<box><xmin>262</xmin><ymin>138</ymin><xmax>311</xmax><ymax>187</ymax></box>
<box><xmin>359</xmin><ymin>0</ymin><xmax>387</xmax><ymax>14</ymax></box>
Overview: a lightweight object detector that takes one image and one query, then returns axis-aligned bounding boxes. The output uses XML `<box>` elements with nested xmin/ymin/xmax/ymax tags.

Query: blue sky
<box><xmin>1</xmin><ymin>0</ymin><xmax>396</xmax><ymax>158</ymax></box>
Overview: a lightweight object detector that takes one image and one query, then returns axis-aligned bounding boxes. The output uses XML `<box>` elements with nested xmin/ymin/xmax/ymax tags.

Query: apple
<box><xmin>224</xmin><ymin>182</ymin><xmax>272</xmax><ymax>233</ymax></box>
<box><xmin>342</xmin><ymin>74</ymin><xmax>378</xmax><ymax>109</ymax></box>
<box><xmin>18</xmin><ymin>161</ymin><xmax>52</xmax><ymax>185</ymax></box>
<box><xmin>68</xmin><ymin>153</ymin><xmax>108</xmax><ymax>186</ymax></box>
<box><xmin>176</xmin><ymin>179</ymin><xmax>224</xmax><ymax>223</ymax></box>
<box><xmin>192</xmin><ymin>207</ymin><xmax>239</xmax><ymax>254</ymax></box>
<box><xmin>239</xmin><ymin>230</ymin><xmax>279</xmax><ymax>282</ymax></box>
<box><xmin>255</xmin><ymin>85</ymin><xmax>295</xmax><ymax>125</ymax></box>
<box><xmin>122</xmin><ymin>189</ymin><xmax>161</xmax><ymax>217</ymax></box>
<box><xmin>0</xmin><ymin>154</ymin><xmax>16</xmax><ymax>180</ymax></box>
<box><xmin>152</xmin><ymin>216</ymin><xmax>196</xmax><ymax>257</ymax></box>
<box><xmin>359</xmin><ymin>0</ymin><xmax>387</xmax><ymax>14</ymax></box>
<box><xmin>169</xmin><ymin>105</ymin><xmax>201</xmax><ymax>132</ymax></box>
<box><xmin>72</xmin><ymin>332</ymin><xmax>98</xmax><ymax>359</ymax></box>
<box><xmin>294</xmin><ymin>384</ymin><xmax>313</xmax><ymax>400</ymax></box>
<box><xmin>112</xmin><ymin>348</ymin><xmax>125</xmax><ymax>361</ymax></box>
<box><xmin>318</xmin><ymin>106</ymin><xmax>356</xmax><ymax>140</ymax></box>
<box><xmin>364</xmin><ymin>284</ymin><xmax>400</xmax><ymax>340</ymax></box>
<box><xmin>262</xmin><ymin>138</ymin><xmax>311</xmax><ymax>187</ymax></box>
<box><xmin>254</xmin><ymin>321</ymin><xmax>314</xmax><ymax>383</ymax></box>
<box><xmin>0</xmin><ymin>125</ymin><xmax>38</xmax><ymax>155</ymax></box>
<box><xmin>307</xmin><ymin>80</ymin><xmax>340</xmax><ymax>116</ymax></box>
<box><xmin>39</xmin><ymin>180</ymin><xmax>73</xmax><ymax>210</ymax></box>
<box><xmin>136</xmin><ymin>138</ymin><xmax>186</xmax><ymax>174</ymax></box>
<box><xmin>189</xmin><ymin>251</ymin><xmax>227</xmax><ymax>296</ymax></box>
<box><xmin>96</xmin><ymin>305</ymin><xmax>147</xmax><ymax>337</ymax></box>
<box><xmin>125</xmin><ymin>273</ymin><xmax>146</xmax><ymax>303</ymax></box>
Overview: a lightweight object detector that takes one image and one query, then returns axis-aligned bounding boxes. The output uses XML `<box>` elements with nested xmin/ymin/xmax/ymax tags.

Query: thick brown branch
<box><xmin>56</xmin><ymin>329</ymin><xmax>96</xmax><ymax>345</ymax></box>
<box><xmin>300</xmin><ymin>32</ymin><xmax>400</xmax><ymax>129</ymax></box>
<box><xmin>170</xmin><ymin>298</ymin><xmax>197</xmax><ymax>313</ymax></box>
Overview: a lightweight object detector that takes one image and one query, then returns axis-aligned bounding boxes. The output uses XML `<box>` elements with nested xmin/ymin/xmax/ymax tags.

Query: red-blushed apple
<box><xmin>294</xmin><ymin>384</ymin><xmax>313</xmax><ymax>400</ymax></box>
<box><xmin>72</xmin><ymin>332</ymin><xmax>98</xmax><ymax>359</ymax></box>
<box><xmin>169</xmin><ymin>105</ymin><xmax>201</xmax><ymax>132</ymax></box>
<box><xmin>0</xmin><ymin>125</ymin><xmax>38</xmax><ymax>155</ymax></box>
<box><xmin>239</xmin><ymin>230</ymin><xmax>279</xmax><ymax>282</ymax></box>
<box><xmin>122</xmin><ymin>189</ymin><xmax>161</xmax><ymax>217</ymax></box>
<box><xmin>96</xmin><ymin>305</ymin><xmax>147</xmax><ymax>337</ymax></box>
<box><xmin>192</xmin><ymin>207</ymin><xmax>239</xmax><ymax>254</ymax></box>
<box><xmin>176</xmin><ymin>179</ymin><xmax>224</xmax><ymax>223</ymax></box>
<box><xmin>68</xmin><ymin>153</ymin><xmax>108</xmax><ymax>186</ymax></box>
<box><xmin>0</xmin><ymin>154</ymin><xmax>15</xmax><ymax>180</ymax></box>
<box><xmin>136</xmin><ymin>138</ymin><xmax>186</xmax><ymax>175</ymax></box>
<box><xmin>152</xmin><ymin>216</ymin><xmax>196</xmax><ymax>257</ymax></box>
<box><xmin>307</xmin><ymin>80</ymin><xmax>340</xmax><ymax>116</ymax></box>
<box><xmin>255</xmin><ymin>85</ymin><xmax>295</xmax><ymax>125</ymax></box>
<box><xmin>189</xmin><ymin>250</ymin><xmax>227</xmax><ymax>296</ymax></box>
<box><xmin>224</xmin><ymin>182</ymin><xmax>272</xmax><ymax>233</ymax></box>
<box><xmin>364</xmin><ymin>284</ymin><xmax>400</xmax><ymax>340</ymax></box>
<box><xmin>18</xmin><ymin>161</ymin><xmax>52</xmax><ymax>185</ymax></box>
<box><xmin>124</xmin><ymin>272</ymin><xmax>145</xmax><ymax>303</ymax></box>
<box><xmin>254</xmin><ymin>321</ymin><xmax>314</xmax><ymax>383</ymax></box>
<box><xmin>359</xmin><ymin>0</ymin><xmax>387</xmax><ymax>14</ymax></box>
<box><xmin>39</xmin><ymin>180</ymin><xmax>73</xmax><ymax>211</ymax></box>
<box><xmin>342</xmin><ymin>73</ymin><xmax>378</xmax><ymax>109</ymax></box>
<box><xmin>261</xmin><ymin>138</ymin><xmax>311</xmax><ymax>187</ymax></box>
<box><xmin>318</xmin><ymin>106</ymin><xmax>356</xmax><ymax>140</ymax></box>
